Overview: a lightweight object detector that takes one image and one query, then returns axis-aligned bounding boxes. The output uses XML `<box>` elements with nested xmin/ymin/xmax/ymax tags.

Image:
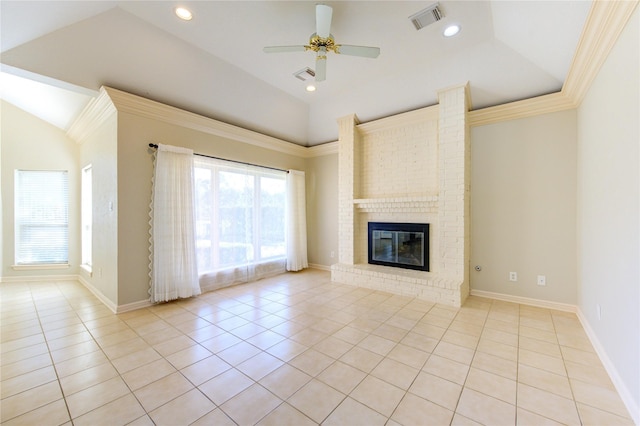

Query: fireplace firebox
<box><xmin>368</xmin><ymin>222</ymin><xmax>429</xmax><ymax>272</ymax></box>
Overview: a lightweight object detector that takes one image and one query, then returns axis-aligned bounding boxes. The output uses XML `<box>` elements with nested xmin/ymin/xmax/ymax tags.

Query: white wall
<box><xmin>115</xmin><ymin>110</ymin><xmax>307</xmax><ymax>306</ymax></box>
<box><xmin>306</xmin><ymin>153</ymin><xmax>338</xmax><ymax>268</ymax></box>
<box><xmin>470</xmin><ymin>109</ymin><xmax>578</xmax><ymax>304</ymax></box>
<box><xmin>1</xmin><ymin>100</ymin><xmax>80</xmax><ymax>278</ymax></box>
<box><xmin>577</xmin><ymin>7</ymin><xmax>639</xmax><ymax>419</ymax></box>
<box><xmin>78</xmin><ymin>111</ymin><xmax>119</xmax><ymax>306</ymax></box>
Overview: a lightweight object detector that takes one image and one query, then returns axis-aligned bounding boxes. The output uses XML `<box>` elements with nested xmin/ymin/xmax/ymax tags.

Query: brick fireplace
<box><xmin>331</xmin><ymin>83</ymin><xmax>471</xmax><ymax>307</ymax></box>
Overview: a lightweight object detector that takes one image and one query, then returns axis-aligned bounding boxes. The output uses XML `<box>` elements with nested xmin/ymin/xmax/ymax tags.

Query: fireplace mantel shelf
<box><xmin>353</xmin><ymin>196</ymin><xmax>439</xmax><ymax>213</ymax></box>
<box><xmin>353</xmin><ymin>195</ymin><xmax>438</xmax><ymax>204</ymax></box>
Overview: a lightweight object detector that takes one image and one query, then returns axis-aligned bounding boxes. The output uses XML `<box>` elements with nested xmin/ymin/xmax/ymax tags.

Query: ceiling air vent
<box><xmin>409</xmin><ymin>3</ymin><xmax>443</xmax><ymax>30</ymax></box>
<box><xmin>293</xmin><ymin>67</ymin><xmax>316</xmax><ymax>81</ymax></box>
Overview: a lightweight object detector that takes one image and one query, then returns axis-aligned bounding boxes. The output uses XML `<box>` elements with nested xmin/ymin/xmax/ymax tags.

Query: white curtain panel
<box><xmin>149</xmin><ymin>144</ymin><xmax>201</xmax><ymax>303</ymax></box>
<box><xmin>285</xmin><ymin>170</ymin><xmax>309</xmax><ymax>271</ymax></box>
<box><xmin>193</xmin><ymin>157</ymin><xmax>287</xmax><ymax>291</ymax></box>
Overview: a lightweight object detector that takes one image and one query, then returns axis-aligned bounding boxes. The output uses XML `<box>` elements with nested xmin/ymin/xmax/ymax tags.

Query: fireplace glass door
<box><xmin>368</xmin><ymin>223</ymin><xmax>429</xmax><ymax>271</ymax></box>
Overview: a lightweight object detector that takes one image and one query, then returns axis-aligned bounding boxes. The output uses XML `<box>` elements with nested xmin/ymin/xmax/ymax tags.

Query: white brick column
<box><xmin>336</xmin><ymin>114</ymin><xmax>360</xmax><ymax>265</ymax></box>
<box><xmin>437</xmin><ymin>83</ymin><xmax>471</xmax><ymax>303</ymax></box>
<box><xmin>331</xmin><ymin>91</ymin><xmax>470</xmax><ymax>307</ymax></box>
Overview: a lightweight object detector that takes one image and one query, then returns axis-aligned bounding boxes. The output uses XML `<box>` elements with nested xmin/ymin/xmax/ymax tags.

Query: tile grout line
<box><xmin>2</xmin><ymin>273</ymin><xmax>632</xmax><ymax>425</ymax></box>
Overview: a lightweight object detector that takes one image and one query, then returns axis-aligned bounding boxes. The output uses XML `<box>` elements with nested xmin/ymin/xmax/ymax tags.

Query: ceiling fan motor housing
<box><xmin>307</xmin><ymin>34</ymin><xmax>337</xmax><ymax>54</ymax></box>
<box><xmin>263</xmin><ymin>4</ymin><xmax>380</xmax><ymax>82</ymax></box>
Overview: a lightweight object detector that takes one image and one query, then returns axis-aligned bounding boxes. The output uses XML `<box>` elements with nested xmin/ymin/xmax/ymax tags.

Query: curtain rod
<box><xmin>148</xmin><ymin>143</ymin><xmax>288</xmax><ymax>173</ymax></box>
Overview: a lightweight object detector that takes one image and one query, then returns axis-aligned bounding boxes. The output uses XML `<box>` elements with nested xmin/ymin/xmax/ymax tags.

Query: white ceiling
<box><xmin>0</xmin><ymin>1</ymin><xmax>592</xmax><ymax>146</ymax></box>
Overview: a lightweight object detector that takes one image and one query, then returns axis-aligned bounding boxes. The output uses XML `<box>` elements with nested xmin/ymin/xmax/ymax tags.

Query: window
<box><xmin>81</xmin><ymin>165</ymin><xmax>92</xmax><ymax>269</ymax></box>
<box><xmin>14</xmin><ymin>170</ymin><xmax>69</xmax><ymax>265</ymax></box>
<box><xmin>194</xmin><ymin>158</ymin><xmax>286</xmax><ymax>274</ymax></box>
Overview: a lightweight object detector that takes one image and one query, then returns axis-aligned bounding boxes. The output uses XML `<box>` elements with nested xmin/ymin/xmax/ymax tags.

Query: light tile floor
<box><xmin>1</xmin><ymin>269</ymin><xmax>633</xmax><ymax>425</ymax></box>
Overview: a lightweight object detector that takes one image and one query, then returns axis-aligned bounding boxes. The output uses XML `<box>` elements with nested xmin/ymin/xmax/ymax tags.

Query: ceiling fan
<box><xmin>263</xmin><ymin>4</ymin><xmax>380</xmax><ymax>82</ymax></box>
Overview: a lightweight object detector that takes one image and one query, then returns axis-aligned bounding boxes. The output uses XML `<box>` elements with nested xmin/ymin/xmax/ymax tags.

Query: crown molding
<box><xmin>563</xmin><ymin>0</ymin><xmax>639</xmax><ymax>105</ymax></box>
<box><xmin>307</xmin><ymin>141</ymin><xmax>338</xmax><ymax>156</ymax></box>
<box><xmin>67</xmin><ymin>87</ymin><xmax>116</xmax><ymax>143</ymax></box>
<box><xmin>468</xmin><ymin>0</ymin><xmax>638</xmax><ymax>127</ymax></box>
<box><xmin>71</xmin><ymin>0</ymin><xmax>637</xmax><ymax>153</ymax></box>
<box><xmin>468</xmin><ymin>92</ymin><xmax>576</xmax><ymax>127</ymax></box>
<box><xmin>102</xmin><ymin>87</ymin><xmax>310</xmax><ymax>158</ymax></box>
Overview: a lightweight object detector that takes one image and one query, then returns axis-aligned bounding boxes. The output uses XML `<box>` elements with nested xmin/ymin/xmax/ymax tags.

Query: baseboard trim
<box><xmin>576</xmin><ymin>307</ymin><xmax>639</xmax><ymax>425</ymax></box>
<box><xmin>116</xmin><ymin>299</ymin><xmax>153</xmax><ymax>314</ymax></box>
<box><xmin>470</xmin><ymin>288</ymin><xmax>637</xmax><ymax>422</ymax></box>
<box><xmin>77</xmin><ymin>275</ymin><xmax>118</xmax><ymax>313</ymax></box>
<box><xmin>76</xmin><ymin>276</ymin><xmax>153</xmax><ymax>314</ymax></box>
<box><xmin>309</xmin><ymin>263</ymin><xmax>331</xmax><ymax>271</ymax></box>
<box><xmin>469</xmin><ymin>289</ymin><xmax>577</xmax><ymax>313</ymax></box>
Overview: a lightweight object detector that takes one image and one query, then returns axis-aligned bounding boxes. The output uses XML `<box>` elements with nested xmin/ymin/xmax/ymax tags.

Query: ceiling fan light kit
<box><xmin>263</xmin><ymin>4</ymin><xmax>380</xmax><ymax>83</ymax></box>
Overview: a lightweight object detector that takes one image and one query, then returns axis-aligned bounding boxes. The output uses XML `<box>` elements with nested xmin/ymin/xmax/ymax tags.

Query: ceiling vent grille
<box><xmin>293</xmin><ymin>67</ymin><xmax>316</xmax><ymax>81</ymax></box>
<box><xmin>409</xmin><ymin>3</ymin><xmax>443</xmax><ymax>30</ymax></box>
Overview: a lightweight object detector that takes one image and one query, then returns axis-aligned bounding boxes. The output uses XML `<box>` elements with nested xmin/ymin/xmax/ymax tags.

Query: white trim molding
<box><xmin>576</xmin><ymin>307</ymin><xmax>640</xmax><ymax>425</ymax></box>
<box><xmin>67</xmin><ymin>86</ymin><xmax>117</xmax><ymax>143</ymax></box>
<box><xmin>76</xmin><ymin>275</ymin><xmax>118</xmax><ymax>313</ymax></box>
<box><xmin>116</xmin><ymin>299</ymin><xmax>153</xmax><ymax>314</ymax></box>
<box><xmin>103</xmin><ymin>86</ymin><xmax>310</xmax><ymax>158</ymax></box>
<box><xmin>470</xmin><ymin>289</ymin><xmax>577</xmax><ymax>313</ymax></box>
<box><xmin>468</xmin><ymin>92</ymin><xmax>576</xmax><ymax>127</ymax></box>
<box><xmin>468</xmin><ymin>0</ymin><xmax>638</xmax><ymax>128</ymax></box>
<box><xmin>76</xmin><ymin>275</ymin><xmax>153</xmax><ymax>314</ymax></box>
<box><xmin>64</xmin><ymin>2</ymin><xmax>637</xmax><ymax>154</ymax></box>
<box><xmin>309</xmin><ymin>263</ymin><xmax>331</xmax><ymax>271</ymax></box>
<box><xmin>11</xmin><ymin>263</ymin><xmax>70</xmax><ymax>271</ymax></box>
<box><xmin>471</xmin><ymin>289</ymin><xmax>637</xmax><ymax>422</ymax></box>
<box><xmin>306</xmin><ymin>141</ymin><xmax>338</xmax><ymax>157</ymax></box>
<box><xmin>563</xmin><ymin>0</ymin><xmax>639</xmax><ymax>106</ymax></box>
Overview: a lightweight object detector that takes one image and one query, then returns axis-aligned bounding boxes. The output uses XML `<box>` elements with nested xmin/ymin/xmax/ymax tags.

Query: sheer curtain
<box><xmin>149</xmin><ymin>144</ymin><xmax>200</xmax><ymax>303</ymax></box>
<box><xmin>285</xmin><ymin>170</ymin><xmax>308</xmax><ymax>271</ymax></box>
<box><xmin>195</xmin><ymin>158</ymin><xmax>287</xmax><ymax>291</ymax></box>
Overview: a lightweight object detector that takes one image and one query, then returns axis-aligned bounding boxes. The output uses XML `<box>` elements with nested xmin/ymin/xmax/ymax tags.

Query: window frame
<box><xmin>81</xmin><ymin>164</ymin><xmax>93</xmax><ymax>272</ymax></box>
<box><xmin>14</xmin><ymin>169</ymin><xmax>70</xmax><ymax>267</ymax></box>
<box><xmin>194</xmin><ymin>158</ymin><xmax>286</xmax><ymax>274</ymax></box>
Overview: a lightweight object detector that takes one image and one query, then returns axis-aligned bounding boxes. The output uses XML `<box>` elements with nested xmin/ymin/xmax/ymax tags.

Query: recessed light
<box><xmin>175</xmin><ymin>7</ymin><xmax>193</xmax><ymax>21</ymax></box>
<box><xmin>306</xmin><ymin>85</ymin><xmax>316</xmax><ymax>92</ymax></box>
<box><xmin>443</xmin><ymin>24</ymin><xmax>461</xmax><ymax>37</ymax></box>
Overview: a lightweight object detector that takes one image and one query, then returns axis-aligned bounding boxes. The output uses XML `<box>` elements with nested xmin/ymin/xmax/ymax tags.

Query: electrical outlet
<box><xmin>509</xmin><ymin>272</ymin><xmax>517</xmax><ymax>282</ymax></box>
<box><xmin>537</xmin><ymin>275</ymin><xmax>546</xmax><ymax>286</ymax></box>
<box><xmin>330</xmin><ymin>251</ymin><xmax>335</xmax><ymax>258</ymax></box>
<box><xmin>597</xmin><ymin>304</ymin><xmax>602</xmax><ymax>320</ymax></box>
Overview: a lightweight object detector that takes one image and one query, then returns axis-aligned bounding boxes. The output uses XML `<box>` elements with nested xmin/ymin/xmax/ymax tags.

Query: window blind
<box><xmin>15</xmin><ymin>170</ymin><xmax>69</xmax><ymax>264</ymax></box>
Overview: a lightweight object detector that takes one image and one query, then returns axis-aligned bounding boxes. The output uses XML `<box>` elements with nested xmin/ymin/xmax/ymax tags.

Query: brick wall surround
<box><xmin>331</xmin><ymin>84</ymin><xmax>471</xmax><ymax>307</ymax></box>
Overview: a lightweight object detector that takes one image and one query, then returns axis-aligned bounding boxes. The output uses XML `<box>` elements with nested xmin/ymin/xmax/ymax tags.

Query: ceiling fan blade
<box><xmin>316</xmin><ymin>4</ymin><xmax>333</xmax><ymax>38</ymax></box>
<box><xmin>263</xmin><ymin>45</ymin><xmax>307</xmax><ymax>54</ymax></box>
<box><xmin>336</xmin><ymin>44</ymin><xmax>380</xmax><ymax>58</ymax></box>
<box><xmin>315</xmin><ymin>50</ymin><xmax>327</xmax><ymax>82</ymax></box>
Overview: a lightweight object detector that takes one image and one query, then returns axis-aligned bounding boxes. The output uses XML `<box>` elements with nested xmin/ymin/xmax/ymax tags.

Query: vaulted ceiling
<box><xmin>1</xmin><ymin>1</ymin><xmax>592</xmax><ymax>146</ymax></box>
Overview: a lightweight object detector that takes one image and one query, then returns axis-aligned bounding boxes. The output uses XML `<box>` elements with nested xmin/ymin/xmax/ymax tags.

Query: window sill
<box><xmin>80</xmin><ymin>264</ymin><xmax>93</xmax><ymax>277</ymax></box>
<box><xmin>12</xmin><ymin>263</ymin><xmax>70</xmax><ymax>271</ymax></box>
